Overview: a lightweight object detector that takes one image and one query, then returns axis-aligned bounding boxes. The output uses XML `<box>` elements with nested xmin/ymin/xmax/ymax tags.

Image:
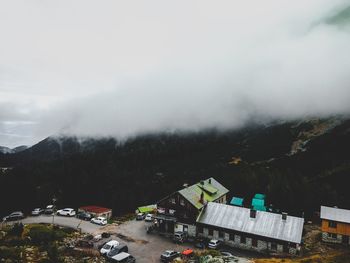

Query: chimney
<box><xmin>200</xmin><ymin>180</ymin><xmax>204</xmax><ymax>185</ymax></box>
<box><xmin>208</xmin><ymin>178</ymin><xmax>212</xmax><ymax>184</ymax></box>
<box><xmin>250</xmin><ymin>209</ymin><xmax>256</xmax><ymax>219</ymax></box>
<box><xmin>200</xmin><ymin>191</ymin><xmax>204</xmax><ymax>204</ymax></box>
<box><xmin>282</xmin><ymin>212</ymin><xmax>288</xmax><ymax>221</ymax></box>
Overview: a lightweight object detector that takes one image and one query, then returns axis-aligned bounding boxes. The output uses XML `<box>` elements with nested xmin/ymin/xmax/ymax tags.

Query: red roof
<box><xmin>79</xmin><ymin>206</ymin><xmax>111</xmax><ymax>214</ymax></box>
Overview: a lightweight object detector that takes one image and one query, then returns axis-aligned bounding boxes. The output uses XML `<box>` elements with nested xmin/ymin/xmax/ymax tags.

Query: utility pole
<box><xmin>52</xmin><ymin>197</ymin><xmax>57</xmax><ymax>226</ymax></box>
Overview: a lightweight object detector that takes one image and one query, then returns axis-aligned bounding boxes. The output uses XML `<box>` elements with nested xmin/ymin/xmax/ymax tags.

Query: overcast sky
<box><xmin>1</xmin><ymin>0</ymin><xmax>350</xmax><ymax>147</ymax></box>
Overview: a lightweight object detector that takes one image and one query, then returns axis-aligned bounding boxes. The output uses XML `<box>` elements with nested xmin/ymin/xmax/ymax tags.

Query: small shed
<box><xmin>252</xmin><ymin>193</ymin><xmax>266</xmax><ymax>211</ymax></box>
<box><xmin>79</xmin><ymin>206</ymin><xmax>112</xmax><ymax>219</ymax></box>
<box><xmin>230</xmin><ymin>197</ymin><xmax>244</xmax><ymax>207</ymax></box>
<box><xmin>136</xmin><ymin>204</ymin><xmax>156</xmax><ymax>214</ymax></box>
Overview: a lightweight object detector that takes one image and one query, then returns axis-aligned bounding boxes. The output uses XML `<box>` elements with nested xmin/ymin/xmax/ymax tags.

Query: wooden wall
<box><xmin>322</xmin><ymin>219</ymin><xmax>350</xmax><ymax>236</ymax></box>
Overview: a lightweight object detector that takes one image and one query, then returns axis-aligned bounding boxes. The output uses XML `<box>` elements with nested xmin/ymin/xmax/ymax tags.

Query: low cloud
<box><xmin>1</xmin><ymin>0</ymin><xmax>350</xmax><ymax>146</ymax></box>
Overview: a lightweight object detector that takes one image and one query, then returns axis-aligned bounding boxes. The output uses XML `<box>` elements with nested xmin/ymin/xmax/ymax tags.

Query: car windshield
<box><xmin>108</xmin><ymin>248</ymin><xmax>119</xmax><ymax>256</ymax></box>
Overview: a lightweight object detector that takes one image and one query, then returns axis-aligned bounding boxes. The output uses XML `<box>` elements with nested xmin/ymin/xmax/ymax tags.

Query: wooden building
<box><xmin>320</xmin><ymin>206</ymin><xmax>350</xmax><ymax>245</ymax></box>
<box><xmin>78</xmin><ymin>206</ymin><xmax>112</xmax><ymax>219</ymax></box>
<box><xmin>197</xmin><ymin>202</ymin><xmax>304</xmax><ymax>255</ymax></box>
<box><xmin>155</xmin><ymin>178</ymin><xmax>229</xmax><ymax>237</ymax></box>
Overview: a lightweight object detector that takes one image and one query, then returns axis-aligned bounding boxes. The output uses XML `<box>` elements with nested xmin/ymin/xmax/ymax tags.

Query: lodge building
<box><xmin>155</xmin><ymin>177</ymin><xmax>229</xmax><ymax>237</ymax></box>
<box><xmin>196</xmin><ymin>202</ymin><xmax>304</xmax><ymax>255</ymax></box>
<box><xmin>320</xmin><ymin>206</ymin><xmax>350</xmax><ymax>245</ymax></box>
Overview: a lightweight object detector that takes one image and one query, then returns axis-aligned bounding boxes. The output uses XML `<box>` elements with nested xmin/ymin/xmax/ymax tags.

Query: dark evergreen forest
<box><xmin>1</xmin><ymin>117</ymin><xmax>350</xmax><ymax>219</ymax></box>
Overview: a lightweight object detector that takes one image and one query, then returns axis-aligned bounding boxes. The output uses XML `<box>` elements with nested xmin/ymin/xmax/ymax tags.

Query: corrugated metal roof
<box><xmin>178</xmin><ymin>178</ymin><xmax>229</xmax><ymax>210</ymax></box>
<box><xmin>79</xmin><ymin>206</ymin><xmax>112</xmax><ymax>213</ymax></box>
<box><xmin>197</xmin><ymin>202</ymin><xmax>304</xmax><ymax>244</ymax></box>
<box><xmin>320</xmin><ymin>206</ymin><xmax>350</xmax><ymax>224</ymax></box>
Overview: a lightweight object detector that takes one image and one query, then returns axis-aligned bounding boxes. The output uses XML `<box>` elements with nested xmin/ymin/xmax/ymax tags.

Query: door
<box><xmin>183</xmin><ymin>225</ymin><xmax>188</xmax><ymax>233</ymax></box>
<box><xmin>342</xmin><ymin>235</ymin><xmax>349</xmax><ymax>245</ymax></box>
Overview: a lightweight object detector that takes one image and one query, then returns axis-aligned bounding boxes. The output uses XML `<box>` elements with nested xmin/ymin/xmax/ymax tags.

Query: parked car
<box><xmin>100</xmin><ymin>240</ymin><xmax>120</xmax><ymax>256</ymax></box>
<box><xmin>76</xmin><ymin>211</ymin><xmax>92</xmax><ymax>221</ymax></box>
<box><xmin>91</xmin><ymin>216</ymin><xmax>107</xmax><ymax>225</ymax></box>
<box><xmin>31</xmin><ymin>208</ymin><xmax>44</xmax><ymax>216</ymax></box>
<box><xmin>107</xmin><ymin>244</ymin><xmax>128</xmax><ymax>259</ymax></box>
<box><xmin>160</xmin><ymin>250</ymin><xmax>180</xmax><ymax>262</ymax></box>
<box><xmin>109</xmin><ymin>252</ymin><xmax>135</xmax><ymax>263</ymax></box>
<box><xmin>144</xmin><ymin>214</ymin><xmax>153</xmax><ymax>222</ymax></box>
<box><xmin>173</xmin><ymin>231</ymin><xmax>188</xmax><ymax>243</ymax></box>
<box><xmin>44</xmin><ymin>205</ymin><xmax>55</xmax><ymax>215</ymax></box>
<box><xmin>136</xmin><ymin>212</ymin><xmax>145</xmax><ymax>220</ymax></box>
<box><xmin>2</xmin><ymin>211</ymin><xmax>24</xmax><ymax>221</ymax></box>
<box><xmin>194</xmin><ymin>237</ymin><xmax>207</xmax><ymax>249</ymax></box>
<box><xmin>56</xmin><ymin>208</ymin><xmax>76</xmax><ymax>216</ymax></box>
<box><xmin>220</xmin><ymin>251</ymin><xmax>234</xmax><ymax>257</ymax></box>
<box><xmin>208</xmin><ymin>239</ymin><xmax>221</xmax><ymax>249</ymax></box>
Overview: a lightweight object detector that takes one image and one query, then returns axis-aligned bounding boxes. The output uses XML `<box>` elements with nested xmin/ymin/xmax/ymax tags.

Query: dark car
<box><xmin>160</xmin><ymin>250</ymin><xmax>180</xmax><ymax>262</ymax></box>
<box><xmin>2</xmin><ymin>211</ymin><xmax>24</xmax><ymax>221</ymax></box>
<box><xmin>76</xmin><ymin>212</ymin><xmax>92</xmax><ymax>221</ymax></box>
<box><xmin>136</xmin><ymin>213</ymin><xmax>145</xmax><ymax>220</ymax></box>
<box><xmin>107</xmin><ymin>244</ymin><xmax>128</xmax><ymax>259</ymax></box>
<box><xmin>195</xmin><ymin>237</ymin><xmax>207</xmax><ymax>249</ymax></box>
<box><xmin>173</xmin><ymin>231</ymin><xmax>188</xmax><ymax>243</ymax></box>
<box><xmin>44</xmin><ymin>205</ymin><xmax>55</xmax><ymax>215</ymax></box>
<box><xmin>109</xmin><ymin>252</ymin><xmax>135</xmax><ymax>263</ymax></box>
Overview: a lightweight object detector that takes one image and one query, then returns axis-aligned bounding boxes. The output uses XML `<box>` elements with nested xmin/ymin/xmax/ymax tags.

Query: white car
<box><xmin>100</xmin><ymin>240</ymin><xmax>119</xmax><ymax>255</ymax></box>
<box><xmin>56</xmin><ymin>208</ymin><xmax>76</xmax><ymax>216</ymax></box>
<box><xmin>91</xmin><ymin>216</ymin><xmax>107</xmax><ymax>225</ymax></box>
<box><xmin>145</xmin><ymin>214</ymin><xmax>153</xmax><ymax>222</ymax></box>
<box><xmin>31</xmin><ymin>208</ymin><xmax>44</xmax><ymax>216</ymax></box>
<box><xmin>208</xmin><ymin>239</ymin><xmax>221</xmax><ymax>249</ymax></box>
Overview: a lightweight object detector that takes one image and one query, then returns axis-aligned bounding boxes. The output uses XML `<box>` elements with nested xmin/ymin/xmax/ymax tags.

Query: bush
<box><xmin>8</xmin><ymin>223</ymin><xmax>24</xmax><ymax>237</ymax></box>
<box><xmin>28</xmin><ymin>225</ymin><xmax>69</xmax><ymax>245</ymax></box>
<box><xmin>29</xmin><ymin>225</ymin><xmax>54</xmax><ymax>245</ymax></box>
<box><xmin>0</xmin><ymin>246</ymin><xmax>21</xmax><ymax>260</ymax></box>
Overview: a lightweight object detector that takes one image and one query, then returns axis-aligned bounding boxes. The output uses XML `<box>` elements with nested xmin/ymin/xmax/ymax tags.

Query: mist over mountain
<box><xmin>1</xmin><ymin>116</ymin><xmax>349</xmax><ymax>219</ymax></box>
<box><xmin>1</xmin><ymin>1</ymin><xmax>350</xmax><ymax>147</ymax></box>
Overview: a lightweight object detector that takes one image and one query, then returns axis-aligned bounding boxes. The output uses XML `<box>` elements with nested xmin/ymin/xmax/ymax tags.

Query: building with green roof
<box><xmin>156</xmin><ymin>177</ymin><xmax>229</xmax><ymax>237</ymax></box>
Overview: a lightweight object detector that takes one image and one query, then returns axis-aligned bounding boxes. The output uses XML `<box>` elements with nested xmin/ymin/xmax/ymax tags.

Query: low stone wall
<box><xmin>322</xmin><ymin>232</ymin><xmax>344</xmax><ymax>244</ymax></box>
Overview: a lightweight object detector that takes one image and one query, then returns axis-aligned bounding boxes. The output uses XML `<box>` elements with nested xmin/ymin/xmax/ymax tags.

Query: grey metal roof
<box><xmin>197</xmin><ymin>202</ymin><xmax>304</xmax><ymax>244</ymax></box>
<box><xmin>320</xmin><ymin>206</ymin><xmax>350</xmax><ymax>224</ymax></box>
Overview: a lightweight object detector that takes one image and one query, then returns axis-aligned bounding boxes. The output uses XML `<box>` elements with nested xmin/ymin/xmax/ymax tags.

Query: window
<box><xmin>252</xmin><ymin>239</ymin><xmax>258</xmax><ymax>247</ymax></box>
<box><xmin>170</xmin><ymin>198</ymin><xmax>176</xmax><ymax>204</ymax></box>
<box><xmin>197</xmin><ymin>226</ymin><xmax>203</xmax><ymax>234</ymax></box>
<box><xmin>330</xmin><ymin>233</ymin><xmax>337</xmax><ymax>239</ymax></box>
<box><xmin>209</xmin><ymin>229</ymin><xmax>213</xmax><ymax>236</ymax></box>
<box><xmin>241</xmin><ymin>236</ymin><xmax>246</xmax><ymax>244</ymax></box>
<box><xmin>271</xmin><ymin>242</ymin><xmax>277</xmax><ymax>251</ymax></box>
<box><xmin>180</xmin><ymin>199</ymin><xmax>185</xmax><ymax>206</ymax></box>
<box><xmin>329</xmin><ymin>221</ymin><xmax>337</xmax><ymax>228</ymax></box>
<box><xmin>219</xmin><ymin>231</ymin><xmax>224</xmax><ymax>238</ymax></box>
<box><xmin>229</xmin><ymin>233</ymin><xmax>234</xmax><ymax>241</ymax></box>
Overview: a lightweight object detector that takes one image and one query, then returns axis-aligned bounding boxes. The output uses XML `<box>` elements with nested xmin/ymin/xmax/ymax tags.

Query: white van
<box><xmin>100</xmin><ymin>240</ymin><xmax>120</xmax><ymax>255</ymax></box>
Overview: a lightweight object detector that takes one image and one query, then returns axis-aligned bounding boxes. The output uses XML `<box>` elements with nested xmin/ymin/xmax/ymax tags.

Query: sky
<box><xmin>0</xmin><ymin>0</ymin><xmax>350</xmax><ymax>147</ymax></box>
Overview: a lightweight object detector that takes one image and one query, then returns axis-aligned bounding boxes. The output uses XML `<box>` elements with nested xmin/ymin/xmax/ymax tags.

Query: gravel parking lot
<box><xmin>9</xmin><ymin>215</ymin><xmax>252</xmax><ymax>263</ymax></box>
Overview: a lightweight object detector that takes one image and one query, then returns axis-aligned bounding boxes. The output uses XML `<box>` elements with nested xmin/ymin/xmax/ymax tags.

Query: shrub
<box><xmin>28</xmin><ymin>225</ymin><xmax>54</xmax><ymax>245</ymax></box>
<box><xmin>8</xmin><ymin>222</ymin><xmax>24</xmax><ymax>237</ymax></box>
<box><xmin>0</xmin><ymin>246</ymin><xmax>21</xmax><ymax>260</ymax></box>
